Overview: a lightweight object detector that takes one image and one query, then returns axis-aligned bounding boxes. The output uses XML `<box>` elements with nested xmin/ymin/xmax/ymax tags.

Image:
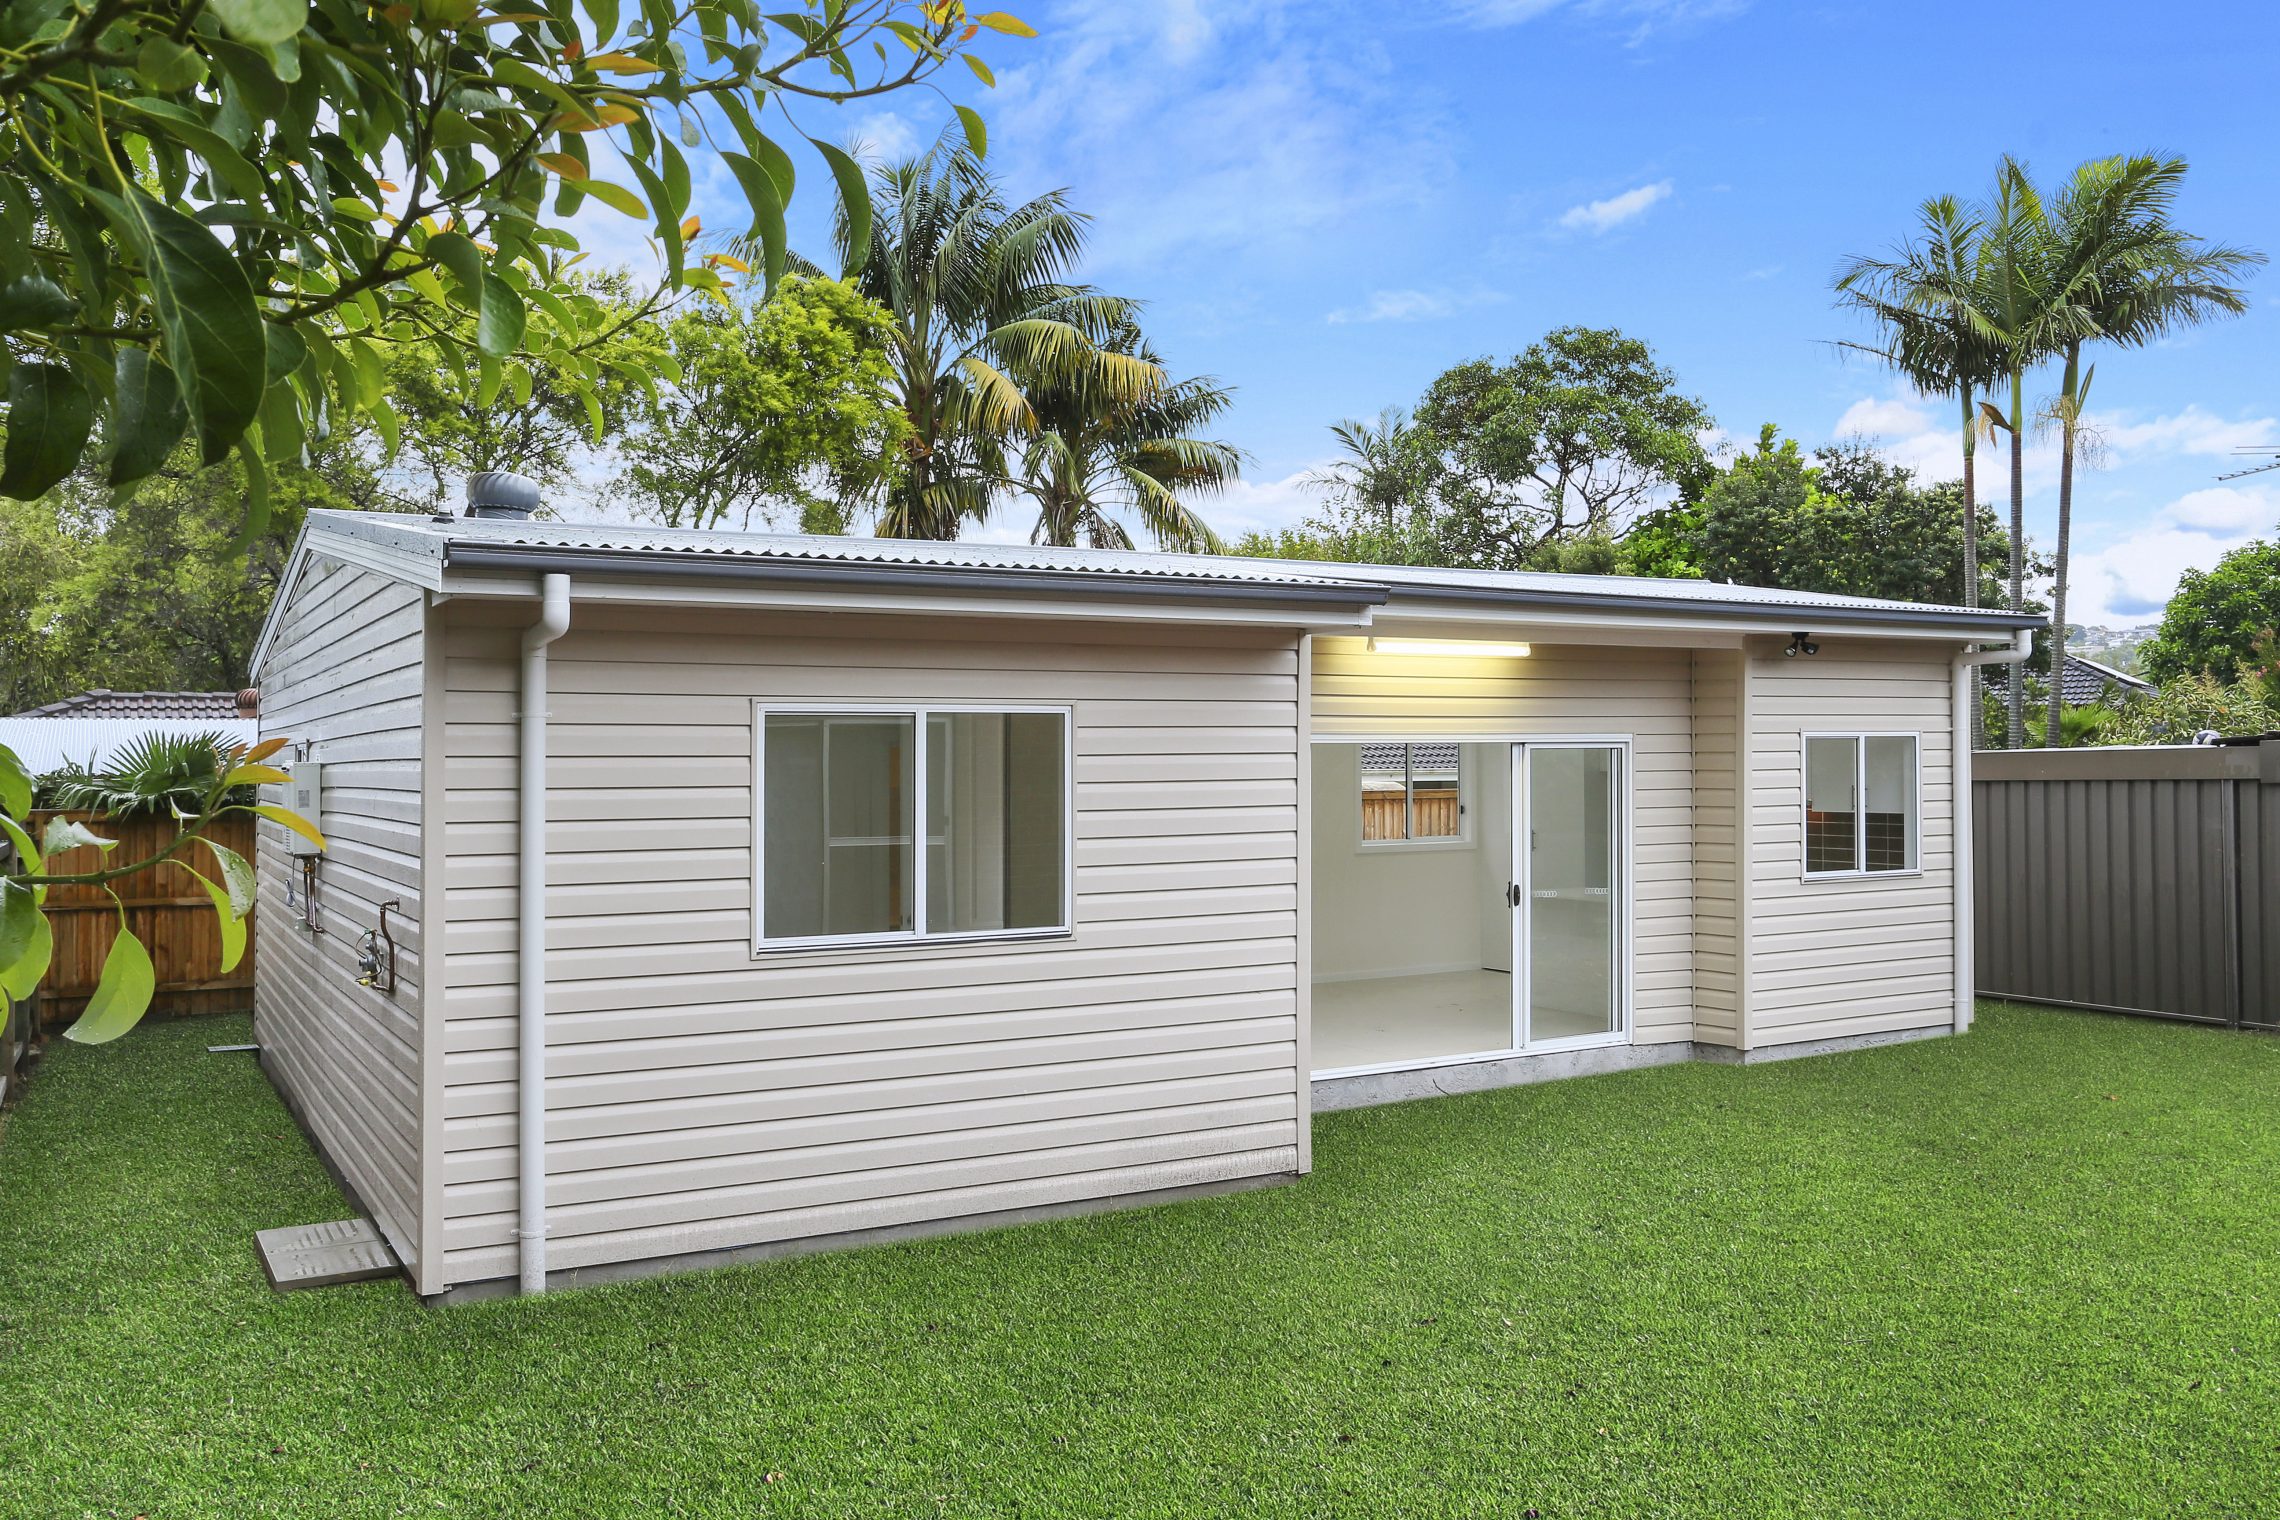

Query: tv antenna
<box><xmin>2218</xmin><ymin>447</ymin><xmax>2280</xmax><ymax>482</ymax></box>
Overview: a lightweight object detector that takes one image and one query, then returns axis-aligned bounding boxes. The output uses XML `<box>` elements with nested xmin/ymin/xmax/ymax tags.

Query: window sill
<box><xmin>1798</xmin><ymin>868</ymin><xmax>1924</xmax><ymax>884</ymax></box>
<box><xmin>1355</xmin><ymin>839</ymin><xmax>1476</xmax><ymax>855</ymax></box>
<box><xmin>752</xmin><ymin>926</ymin><xmax>1075</xmax><ymax>959</ymax></box>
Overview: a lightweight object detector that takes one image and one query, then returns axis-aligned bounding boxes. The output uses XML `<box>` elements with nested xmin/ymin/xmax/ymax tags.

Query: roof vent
<box><xmin>465</xmin><ymin>471</ymin><xmax>542</xmax><ymax>520</ymax></box>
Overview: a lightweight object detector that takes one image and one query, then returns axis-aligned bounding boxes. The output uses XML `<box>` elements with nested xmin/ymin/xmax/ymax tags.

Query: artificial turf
<box><xmin>1</xmin><ymin>1003</ymin><xmax>2275</xmax><ymax>1518</ymax></box>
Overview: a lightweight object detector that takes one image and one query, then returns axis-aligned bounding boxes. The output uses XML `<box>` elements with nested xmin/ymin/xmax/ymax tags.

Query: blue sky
<box><xmin>579</xmin><ymin>0</ymin><xmax>2280</xmax><ymax>624</ymax></box>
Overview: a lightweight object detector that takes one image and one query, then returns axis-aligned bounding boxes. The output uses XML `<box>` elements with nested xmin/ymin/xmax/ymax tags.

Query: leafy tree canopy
<box><xmin>618</xmin><ymin>273</ymin><xmax>906</xmax><ymax>531</ymax></box>
<box><xmin>1411</xmin><ymin>326</ymin><xmax>1715</xmax><ymax>569</ymax></box>
<box><xmin>2142</xmin><ymin>536</ymin><xmax>2280</xmax><ymax>684</ymax></box>
<box><xmin>0</xmin><ymin>0</ymin><xmax>1031</xmax><ymax>535</ymax></box>
<box><xmin>1679</xmin><ymin>427</ymin><xmax>2020</xmax><ymax>606</ymax></box>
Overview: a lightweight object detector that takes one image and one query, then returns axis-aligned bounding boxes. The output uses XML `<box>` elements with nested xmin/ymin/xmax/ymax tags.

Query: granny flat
<box><xmin>249</xmin><ymin>503</ymin><xmax>2037</xmax><ymax>1300</ymax></box>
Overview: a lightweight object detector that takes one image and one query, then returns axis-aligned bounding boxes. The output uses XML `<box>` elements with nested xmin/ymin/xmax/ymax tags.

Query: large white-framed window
<box><xmin>1356</xmin><ymin>741</ymin><xmax>1471</xmax><ymax>849</ymax></box>
<box><xmin>1802</xmin><ymin>731</ymin><xmax>1920</xmax><ymax>879</ymax></box>
<box><xmin>754</xmin><ymin>702</ymin><xmax>1073</xmax><ymax>951</ymax></box>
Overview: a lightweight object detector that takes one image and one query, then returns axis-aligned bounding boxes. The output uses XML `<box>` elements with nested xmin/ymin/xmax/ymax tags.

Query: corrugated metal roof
<box><xmin>0</xmin><ymin>718</ymin><xmax>260</xmax><ymax>777</ymax></box>
<box><xmin>297</xmin><ymin>509</ymin><xmax>2044</xmax><ymax>629</ymax></box>
<box><xmin>10</xmin><ymin>689</ymin><xmax>243</xmax><ymax>720</ymax></box>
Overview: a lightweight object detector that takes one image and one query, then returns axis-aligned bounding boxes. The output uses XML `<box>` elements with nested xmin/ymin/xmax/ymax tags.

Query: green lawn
<box><xmin>3</xmin><ymin>1004</ymin><xmax>2276</xmax><ymax>1519</ymax></box>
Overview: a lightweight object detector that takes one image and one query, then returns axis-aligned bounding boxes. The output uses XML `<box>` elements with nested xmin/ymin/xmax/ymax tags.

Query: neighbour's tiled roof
<box><xmin>2057</xmin><ymin>655</ymin><xmax>2155</xmax><ymax>706</ymax></box>
<box><xmin>9</xmin><ymin>689</ymin><xmax>243</xmax><ymax>720</ymax></box>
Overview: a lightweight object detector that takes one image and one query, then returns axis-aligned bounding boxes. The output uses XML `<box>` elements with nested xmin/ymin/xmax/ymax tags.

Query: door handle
<box><xmin>1507</xmin><ymin>881</ymin><xmax>1522</xmax><ymax>908</ymax></box>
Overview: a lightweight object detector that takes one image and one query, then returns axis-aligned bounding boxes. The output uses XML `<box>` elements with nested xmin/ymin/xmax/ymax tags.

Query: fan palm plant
<box><xmin>1014</xmin><ymin>322</ymin><xmax>1241</xmax><ymax>552</ymax></box>
<box><xmin>1834</xmin><ymin>195</ymin><xmax>2003</xmax><ymax>607</ymax></box>
<box><xmin>2034</xmin><ymin>154</ymin><xmax>2264</xmax><ymax>745</ymax></box>
<box><xmin>839</xmin><ymin>143</ymin><xmax>1163</xmax><ymax>539</ymax></box>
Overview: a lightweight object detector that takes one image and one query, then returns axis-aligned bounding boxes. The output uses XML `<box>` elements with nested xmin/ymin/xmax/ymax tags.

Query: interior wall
<box><xmin>1311</xmin><ymin>743</ymin><xmax>1505</xmax><ymax>981</ymax></box>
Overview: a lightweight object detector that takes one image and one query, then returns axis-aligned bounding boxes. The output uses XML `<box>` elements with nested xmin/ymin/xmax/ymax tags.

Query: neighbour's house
<box><xmin>0</xmin><ymin>689</ymin><xmax>259</xmax><ymax>776</ymax></box>
<box><xmin>2057</xmin><ymin>654</ymin><xmax>2155</xmax><ymax>707</ymax></box>
<box><xmin>248</xmin><ymin>502</ymin><xmax>2038</xmax><ymax>1300</ymax></box>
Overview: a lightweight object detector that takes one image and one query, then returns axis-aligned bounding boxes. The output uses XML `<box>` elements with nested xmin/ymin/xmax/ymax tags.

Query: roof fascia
<box><xmin>1372</xmin><ymin>590</ymin><xmax>2038</xmax><ymax>643</ymax></box>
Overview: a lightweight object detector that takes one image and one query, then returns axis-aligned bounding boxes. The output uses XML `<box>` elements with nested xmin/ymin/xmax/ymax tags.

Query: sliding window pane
<box><xmin>1407</xmin><ymin>743</ymin><xmax>1464</xmax><ymax>840</ymax></box>
<box><xmin>1864</xmin><ymin>736</ymin><xmax>1917</xmax><ymax>872</ymax></box>
<box><xmin>929</xmin><ymin>711</ymin><xmax>1068</xmax><ymax>933</ymax></box>
<box><xmin>763</xmin><ymin>713</ymin><xmax>914</xmax><ymax>940</ymax></box>
<box><xmin>1804</xmin><ymin>735</ymin><xmax>1860</xmax><ymax>875</ymax></box>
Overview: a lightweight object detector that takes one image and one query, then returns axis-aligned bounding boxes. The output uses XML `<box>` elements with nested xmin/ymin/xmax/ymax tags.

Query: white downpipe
<box><xmin>517</xmin><ymin>573</ymin><xmax>572</xmax><ymax>1294</ymax></box>
<box><xmin>1951</xmin><ymin>628</ymin><xmax>2033</xmax><ymax>1034</ymax></box>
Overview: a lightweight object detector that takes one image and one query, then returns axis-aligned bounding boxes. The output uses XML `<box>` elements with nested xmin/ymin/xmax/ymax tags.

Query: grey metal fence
<box><xmin>1973</xmin><ymin>741</ymin><xmax>2280</xmax><ymax>1030</ymax></box>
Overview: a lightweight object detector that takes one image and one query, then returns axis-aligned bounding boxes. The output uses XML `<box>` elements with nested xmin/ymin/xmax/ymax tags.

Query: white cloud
<box><xmin>1459</xmin><ymin>0</ymin><xmax>1749</xmax><ymax>35</ymax></box>
<box><xmin>845</xmin><ymin>110</ymin><xmax>920</xmax><ymax>162</ymax></box>
<box><xmin>2067</xmin><ymin>486</ymin><xmax>2280</xmax><ymax>624</ymax></box>
<box><xmin>1328</xmin><ymin>289</ymin><xmax>1451</xmax><ymax>324</ymax></box>
<box><xmin>1325</xmin><ymin>286</ymin><xmax>1506</xmax><ymax>324</ymax></box>
<box><xmin>988</xmin><ymin>3</ymin><xmax>1452</xmax><ymax>273</ymax></box>
<box><xmin>2090</xmin><ymin>406</ymin><xmax>2279</xmax><ymax>459</ymax></box>
<box><xmin>1557</xmin><ymin>180</ymin><xmax>1672</xmax><ymax>234</ymax></box>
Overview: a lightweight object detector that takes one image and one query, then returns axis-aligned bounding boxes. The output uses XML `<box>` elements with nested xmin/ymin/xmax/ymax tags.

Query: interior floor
<box><xmin>1311</xmin><ymin>970</ymin><xmax>1616</xmax><ymax>1072</ymax></box>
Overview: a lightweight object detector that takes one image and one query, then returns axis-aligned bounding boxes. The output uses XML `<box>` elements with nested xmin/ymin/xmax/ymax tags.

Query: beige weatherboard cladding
<box><xmin>247</xmin><ymin>510</ymin><xmax>2036</xmax><ymax>1297</ymax></box>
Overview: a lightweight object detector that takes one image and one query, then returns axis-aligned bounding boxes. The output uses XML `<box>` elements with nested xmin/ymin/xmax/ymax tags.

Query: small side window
<box><xmin>1358</xmin><ymin>742</ymin><xmax>1466</xmax><ymax>846</ymax></box>
<box><xmin>1804</xmin><ymin>733</ymin><xmax>1917</xmax><ymax>878</ymax></box>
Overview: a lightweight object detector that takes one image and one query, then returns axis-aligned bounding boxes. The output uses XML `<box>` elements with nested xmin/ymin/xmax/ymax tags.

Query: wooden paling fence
<box><xmin>24</xmin><ymin>810</ymin><xmax>258</xmax><ymax>1030</ymax></box>
<box><xmin>1360</xmin><ymin>788</ymin><xmax>1463</xmax><ymax>842</ymax></box>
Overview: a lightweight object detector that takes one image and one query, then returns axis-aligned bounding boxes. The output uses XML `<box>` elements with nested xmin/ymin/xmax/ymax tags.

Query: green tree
<box><xmin>1</xmin><ymin>436</ymin><xmax>395</xmax><ymax>712</ymax></box>
<box><xmin>843</xmin><ymin>143</ymin><xmax>1157</xmax><ymax>539</ymax></box>
<box><xmin>1834</xmin><ymin>193</ymin><xmax>2002</xmax><ymax>607</ymax></box>
<box><xmin>1410</xmin><ymin>326</ymin><xmax>1715</xmax><ymax>570</ymax></box>
<box><xmin>2034</xmin><ymin>154</ymin><xmax>2263</xmax><ymax>744</ymax></box>
<box><xmin>618</xmin><ymin>275</ymin><xmax>906</xmax><ymax>532</ymax></box>
<box><xmin>2142</xmin><ymin>538</ymin><xmax>2280</xmax><ymax>684</ymax></box>
<box><xmin>1014</xmin><ymin>321</ymin><xmax>1238</xmax><ymax>551</ymax></box>
<box><xmin>0</xmin><ymin>0</ymin><xmax>1031</xmax><ymax>531</ymax></box>
<box><xmin>381</xmin><ymin>271</ymin><xmax>668</xmax><ymax>508</ymax></box>
<box><xmin>2100</xmin><ymin>671</ymin><xmax>2280</xmax><ymax>745</ymax></box>
<box><xmin>1687</xmin><ymin>427</ymin><xmax>2021</xmax><ymax>605</ymax></box>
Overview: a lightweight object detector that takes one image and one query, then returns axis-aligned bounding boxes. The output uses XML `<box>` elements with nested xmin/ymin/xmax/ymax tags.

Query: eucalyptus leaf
<box><xmin>0</xmin><ymin>273</ymin><xmax>77</xmax><ymax>328</ymax></box>
<box><xmin>0</xmin><ymin>361</ymin><xmax>93</xmax><ymax>500</ymax></box>
<box><xmin>0</xmin><ymin>882</ymin><xmax>51</xmax><ymax>1002</ymax></box>
<box><xmin>476</xmin><ymin>274</ymin><xmax>527</xmax><ymax>359</ymax></box>
<box><xmin>107</xmin><ymin>348</ymin><xmax>190</xmax><ymax>487</ymax></box>
<box><xmin>63</xmin><ymin>925</ymin><xmax>156</xmax><ymax>1045</ymax></box>
<box><xmin>812</xmin><ymin>141</ymin><xmax>871</xmax><ymax>279</ymax></box>
<box><xmin>210</xmin><ymin>0</ymin><xmax>310</xmax><ymax>47</ymax></box>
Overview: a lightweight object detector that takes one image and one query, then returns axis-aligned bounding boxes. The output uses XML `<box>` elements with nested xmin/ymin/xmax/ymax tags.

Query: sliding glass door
<box><xmin>1516</xmin><ymin>743</ymin><xmax>1626</xmax><ymax>1048</ymax></box>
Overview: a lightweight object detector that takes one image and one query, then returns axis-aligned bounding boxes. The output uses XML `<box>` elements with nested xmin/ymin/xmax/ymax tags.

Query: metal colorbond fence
<box><xmin>1973</xmin><ymin>742</ymin><xmax>2280</xmax><ymax>1030</ymax></box>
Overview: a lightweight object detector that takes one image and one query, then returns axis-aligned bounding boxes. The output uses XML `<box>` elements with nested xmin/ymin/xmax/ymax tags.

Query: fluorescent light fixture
<box><xmin>1367</xmin><ymin>637</ymin><xmax>1533</xmax><ymax>659</ymax></box>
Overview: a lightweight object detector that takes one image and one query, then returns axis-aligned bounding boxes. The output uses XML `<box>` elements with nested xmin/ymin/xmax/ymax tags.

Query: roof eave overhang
<box><xmin>1372</xmin><ymin>586</ymin><xmax>2042</xmax><ymax>642</ymax></box>
<box><xmin>437</xmin><ymin>543</ymin><xmax>1390</xmax><ymax>623</ymax></box>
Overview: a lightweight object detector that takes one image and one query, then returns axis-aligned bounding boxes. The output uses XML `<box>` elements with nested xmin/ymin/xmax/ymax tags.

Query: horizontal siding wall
<box><xmin>436</xmin><ymin>604</ymin><xmax>1302</xmax><ymax>1290</ymax></box>
<box><xmin>1690</xmin><ymin>650</ymin><xmax>1742</xmax><ymax>1047</ymax></box>
<box><xmin>1309</xmin><ymin>638</ymin><xmax>1696</xmax><ymax>1045</ymax></box>
<box><xmin>1745</xmin><ymin>640</ymin><xmax>1955</xmax><ymax>1045</ymax></box>
<box><xmin>253</xmin><ymin>558</ymin><xmax>426</xmax><ymax>1268</ymax></box>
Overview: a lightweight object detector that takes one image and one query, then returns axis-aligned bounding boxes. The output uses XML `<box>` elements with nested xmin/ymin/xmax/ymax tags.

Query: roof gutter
<box><xmin>1951</xmin><ymin>627</ymin><xmax>2036</xmax><ymax>1037</ymax></box>
<box><xmin>442</xmin><ymin>544</ymin><xmax>1390</xmax><ymax>613</ymax></box>
<box><xmin>1378</xmin><ymin>581</ymin><xmax>2046</xmax><ymax>634</ymax></box>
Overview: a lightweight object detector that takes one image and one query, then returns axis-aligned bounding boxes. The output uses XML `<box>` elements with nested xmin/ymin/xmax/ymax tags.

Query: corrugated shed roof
<box><xmin>0</xmin><ymin>718</ymin><xmax>259</xmax><ymax>777</ymax></box>
<box><xmin>11</xmin><ymin>689</ymin><xmax>242</xmax><ymax>720</ymax></box>
<box><xmin>281</xmin><ymin>510</ymin><xmax>2044</xmax><ymax>645</ymax></box>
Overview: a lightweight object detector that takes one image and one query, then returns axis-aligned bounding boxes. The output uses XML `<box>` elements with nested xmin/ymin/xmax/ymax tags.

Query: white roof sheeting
<box><xmin>0</xmin><ymin>718</ymin><xmax>259</xmax><ymax>778</ymax></box>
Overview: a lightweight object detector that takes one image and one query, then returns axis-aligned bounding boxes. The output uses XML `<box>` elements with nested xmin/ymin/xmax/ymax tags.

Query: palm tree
<box><xmin>2034</xmin><ymin>154</ymin><xmax>2264</xmax><ymax>745</ymax></box>
<box><xmin>1834</xmin><ymin>195</ymin><xmax>2002</xmax><ymax>608</ymax></box>
<box><xmin>838</xmin><ymin>142</ymin><xmax>1161</xmax><ymax>539</ymax></box>
<box><xmin>1969</xmin><ymin>158</ymin><xmax>2072</xmax><ymax>749</ymax></box>
<box><xmin>1014</xmin><ymin>321</ymin><xmax>1241</xmax><ymax>552</ymax></box>
<box><xmin>1307</xmin><ymin>407</ymin><xmax>1427</xmax><ymax>537</ymax></box>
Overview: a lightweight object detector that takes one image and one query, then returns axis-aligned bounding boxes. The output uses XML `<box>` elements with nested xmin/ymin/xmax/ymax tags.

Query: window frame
<box><xmin>752</xmin><ymin>701</ymin><xmax>1076</xmax><ymax>954</ymax></box>
<box><xmin>1354</xmin><ymin>741</ymin><xmax>1475</xmax><ymax>853</ymax></box>
<box><xmin>1799</xmin><ymin>730</ymin><xmax>1923</xmax><ymax>882</ymax></box>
